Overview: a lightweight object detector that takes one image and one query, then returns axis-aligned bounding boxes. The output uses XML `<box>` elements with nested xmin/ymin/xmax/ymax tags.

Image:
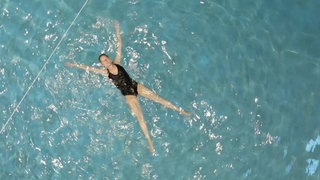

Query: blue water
<box><xmin>1</xmin><ymin>0</ymin><xmax>320</xmax><ymax>179</ymax></box>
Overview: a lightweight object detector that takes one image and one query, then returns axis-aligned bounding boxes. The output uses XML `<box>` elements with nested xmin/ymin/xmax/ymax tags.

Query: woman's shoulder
<box><xmin>115</xmin><ymin>63</ymin><xmax>125</xmax><ymax>70</ymax></box>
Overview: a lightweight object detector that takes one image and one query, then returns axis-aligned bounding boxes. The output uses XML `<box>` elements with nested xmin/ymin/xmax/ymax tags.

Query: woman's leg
<box><xmin>125</xmin><ymin>95</ymin><xmax>155</xmax><ymax>152</ymax></box>
<box><xmin>137</xmin><ymin>83</ymin><xmax>191</xmax><ymax>115</ymax></box>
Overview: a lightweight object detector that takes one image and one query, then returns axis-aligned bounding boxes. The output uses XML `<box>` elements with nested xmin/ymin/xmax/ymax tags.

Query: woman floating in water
<box><xmin>65</xmin><ymin>20</ymin><xmax>190</xmax><ymax>152</ymax></box>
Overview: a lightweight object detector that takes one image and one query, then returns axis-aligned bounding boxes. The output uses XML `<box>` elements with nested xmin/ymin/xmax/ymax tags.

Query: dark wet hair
<box><xmin>98</xmin><ymin>53</ymin><xmax>109</xmax><ymax>62</ymax></box>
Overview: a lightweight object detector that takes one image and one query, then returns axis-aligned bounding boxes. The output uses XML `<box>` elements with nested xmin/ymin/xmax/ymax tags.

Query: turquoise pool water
<box><xmin>1</xmin><ymin>0</ymin><xmax>320</xmax><ymax>179</ymax></box>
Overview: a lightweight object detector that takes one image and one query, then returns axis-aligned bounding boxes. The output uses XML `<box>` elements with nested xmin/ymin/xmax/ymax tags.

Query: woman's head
<box><xmin>99</xmin><ymin>53</ymin><xmax>112</xmax><ymax>68</ymax></box>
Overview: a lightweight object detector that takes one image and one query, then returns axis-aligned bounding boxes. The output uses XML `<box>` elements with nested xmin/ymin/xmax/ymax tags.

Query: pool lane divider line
<box><xmin>0</xmin><ymin>0</ymin><xmax>89</xmax><ymax>134</ymax></box>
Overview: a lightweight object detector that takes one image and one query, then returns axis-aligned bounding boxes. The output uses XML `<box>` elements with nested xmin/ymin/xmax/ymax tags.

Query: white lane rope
<box><xmin>0</xmin><ymin>0</ymin><xmax>89</xmax><ymax>134</ymax></box>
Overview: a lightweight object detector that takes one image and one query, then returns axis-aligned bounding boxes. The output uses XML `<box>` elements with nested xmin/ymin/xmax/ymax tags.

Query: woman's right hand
<box><xmin>114</xmin><ymin>20</ymin><xmax>120</xmax><ymax>32</ymax></box>
<box><xmin>65</xmin><ymin>62</ymin><xmax>74</xmax><ymax>67</ymax></box>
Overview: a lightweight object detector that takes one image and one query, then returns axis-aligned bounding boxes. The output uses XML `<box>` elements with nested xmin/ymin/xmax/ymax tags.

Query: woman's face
<box><xmin>99</xmin><ymin>55</ymin><xmax>112</xmax><ymax>68</ymax></box>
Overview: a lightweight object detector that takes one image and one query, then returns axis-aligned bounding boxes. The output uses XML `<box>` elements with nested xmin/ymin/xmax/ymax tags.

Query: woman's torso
<box><xmin>108</xmin><ymin>64</ymin><xmax>138</xmax><ymax>96</ymax></box>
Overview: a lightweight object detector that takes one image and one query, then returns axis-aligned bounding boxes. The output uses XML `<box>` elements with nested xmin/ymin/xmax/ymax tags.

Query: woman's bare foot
<box><xmin>181</xmin><ymin>109</ymin><xmax>191</xmax><ymax>116</ymax></box>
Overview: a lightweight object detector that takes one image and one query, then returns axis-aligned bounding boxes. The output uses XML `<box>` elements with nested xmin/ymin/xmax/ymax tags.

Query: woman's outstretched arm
<box><xmin>113</xmin><ymin>20</ymin><xmax>122</xmax><ymax>65</ymax></box>
<box><xmin>65</xmin><ymin>62</ymin><xmax>108</xmax><ymax>76</ymax></box>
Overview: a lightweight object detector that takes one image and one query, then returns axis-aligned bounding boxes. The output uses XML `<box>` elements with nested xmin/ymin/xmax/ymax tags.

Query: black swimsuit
<box><xmin>108</xmin><ymin>64</ymin><xmax>138</xmax><ymax>96</ymax></box>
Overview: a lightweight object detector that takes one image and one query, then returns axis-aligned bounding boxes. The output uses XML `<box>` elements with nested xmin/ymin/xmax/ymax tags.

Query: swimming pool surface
<box><xmin>1</xmin><ymin>0</ymin><xmax>320</xmax><ymax>179</ymax></box>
